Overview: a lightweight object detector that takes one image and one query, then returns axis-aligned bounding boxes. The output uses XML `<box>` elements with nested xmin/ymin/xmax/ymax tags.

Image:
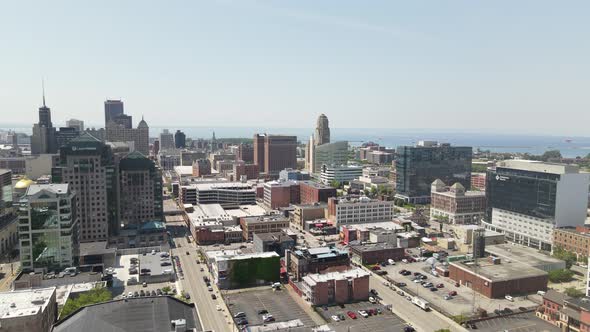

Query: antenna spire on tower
<box><xmin>41</xmin><ymin>78</ymin><xmax>46</xmax><ymax>107</ymax></box>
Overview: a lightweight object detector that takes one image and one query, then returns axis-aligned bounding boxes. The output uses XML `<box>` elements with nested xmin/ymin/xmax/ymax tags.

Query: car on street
<box><xmin>436</xmin><ymin>283</ymin><xmax>444</xmax><ymax>288</ymax></box>
<box><xmin>186</xmin><ymin>251</ymin><xmax>190</xmax><ymax>255</ymax></box>
<box><xmin>358</xmin><ymin>310</ymin><xmax>368</xmax><ymax>318</ymax></box>
<box><xmin>430</xmin><ymin>287</ymin><xmax>438</xmax><ymax>292</ymax></box>
<box><xmin>331</xmin><ymin>315</ymin><xmax>340</xmax><ymax>322</ymax></box>
<box><xmin>443</xmin><ymin>295</ymin><xmax>452</xmax><ymax>300</ymax></box>
<box><xmin>396</xmin><ymin>282</ymin><xmax>407</xmax><ymax>287</ymax></box>
<box><xmin>257</xmin><ymin>309</ymin><xmax>268</xmax><ymax>315</ymax></box>
<box><xmin>448</xmin><ymin>291</ymin><xmax>457</xmax><ymax>296</ymax></box>
<box><xmin>216</xmin><ymin>305</ymin><xmax>222</xmax><ymax>311</ymax></box>
<box><xmin>234</xmin><ymin>312</ymin><xmax>246</xmax><ymax>318</ymax></box>
<box><xmin>211</xmin><ymin>294</ymin><xmax>216</xmax><ymax>299</ymax></box>
<box><xmin>403</xmin><ymin>326</ymin><xmax>416</xmax><ymax>332</ymax></box>
<box><xmin>128</xmin><ymin>291</ymin><xmax>133</xmax><ymax>297</ymax></box>
<box><xmin>200</xmin><ymin>267</ymin><xmax>204</xmax><ymax>272</ymax></box>
<box><xmin>207</xmin><ymin>286</ymin><xmax>213</xmax><ymax>292</ymax></box>
<box><xmin>347</xmin><ymin>311</ymin><xmax>357</xmax><ymax>319</ymax></box>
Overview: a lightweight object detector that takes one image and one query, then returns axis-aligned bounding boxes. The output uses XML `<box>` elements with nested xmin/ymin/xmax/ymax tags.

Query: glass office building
<box><xmin>18</xmin><ymin>184</ymin><xmax>79</xmax><ymax>271</ymax></box>
<box><xmin>483</xmin><ymin>160</ymin><xmax>589</xmax><ymax>251</ymax></box>
<box><xmin>395</xmin><ymin>141</ymin><xmax>472</xmax><ymax>204</ymax></box>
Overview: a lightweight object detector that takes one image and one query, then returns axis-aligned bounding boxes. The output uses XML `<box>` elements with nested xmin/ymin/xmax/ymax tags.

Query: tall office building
<box><xmin>253</xmin><ymin>134</ymin><xmax>297</xmax><ymax>176</ymax></box>
<box><xmin>159</xmin><ymin>129</ymin><xmax>175</xmax><ymax>151</ymax></box>
<box><xmin>174</xmin><ymin>130</ymin><xmax>186</xmax><ymax>149</ymax></box>
<box><xmin>0</xmin><ymin>169</ymin><xmax>17</xmax><ymax>257</ymax></box>
<box><xmin>105</xmin><ymin>117</ymin><xmax>150</xmax><ymax>155</ymax></box>
<box><xmin>31</xmin><ymin>93</ymin><xmax>57</xmax><ymax>155</ymax></box>
<box><xmin>66</xmin><ymin>119</ymin><xmax>84</xmax><ymax>132</ymax></box>
<box><xmin>52</xmin><ymin>133</ymin><xmax>117</xmax><ymax>242</ymax></box>
<box><xmin>104</xmin><ymin>99</ymin><xmax>124</xmax><ymax>126</ymax></box>
<box><xmin>55</xmin><ymin>127</ymin><xmax>80</xmax><ymax>150</ymax></box>
<box><xmin>118</xmin><ymin>152</ymin><xmax>163</xmax><ymax>226</ymax></box>
<box><xmin>309</xmin><ymin>141</ymin><xmax>349</xmax><ymax>174</ymax></box>
<box><xmin>314</xmin><ymin>114</ymin><xmax>330</xmax><ymax>146</ymax></box>
<box><xmin>237</xmin><ymin>143</ymin><xmax>254</xmax><ymax>163</ymax></box>
<box><xmin>394</xmin><ymin>141</ymin><xmax>472</xmax><ymax>204</ymax></box>
<box><xmin>113</xmin><ymin>114</ymin><xmax>132</xmax><ymax>129</ymax></box>
<box><xmin>483</xmin><ymin>160</ymin><xmax>590</xmax><ymax>251</ymax></box>
<box><xmin>18</xmin><ymin>183</ymin><xmax>79</xmax><ymax>271</ymax></box>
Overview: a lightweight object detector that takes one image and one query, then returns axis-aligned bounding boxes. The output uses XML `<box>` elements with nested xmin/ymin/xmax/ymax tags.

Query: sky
<box><xmin>1</xmin><ymin>1</ymin><xmax>589</xmax><ymax>135</ymax></box>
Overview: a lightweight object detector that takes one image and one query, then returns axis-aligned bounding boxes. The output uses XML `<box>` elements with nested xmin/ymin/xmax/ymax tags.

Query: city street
<box><xmin>172</xmin><ymin>233</ymin><xmax>234</xmax><ymax>332</ymax></box>
<box><xmin>370</xmin><ymin>275</ymin><xmax>468</xmax><ymax>332</ymax></box>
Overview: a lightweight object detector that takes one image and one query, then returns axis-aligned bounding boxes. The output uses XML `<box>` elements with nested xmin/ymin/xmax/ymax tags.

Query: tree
<box><xmin>541</xmin><ymin>150</ymin><xmax>562</xmax><ymax>161</ymax></box>
<box><xmin>553</xmin><ymin>247</ymin><xmax>577</xmax><ymax>268</ymax></box>
<box><xmin>548</xmin><ymin>269</ymin><xmax>574</xmax><ymax>283</ymax></box>
<box><xmin>329</xmin><ymin>180</ymin><xmax>341</xmax><ymax>189</ymax></box>
<box><xmin>162</xmin><ymin>286</ymin><xmax>172</xmax><ymax>294</ymax></box>
<box><xmin>565</xmin><ymin>287</ymin><xmax>585</xmax><ymax>298</ymax></box>
<box><xmin>60</xmin><ymin>287</ymin><xmax>112</xmax><ymax>318</ymax></box>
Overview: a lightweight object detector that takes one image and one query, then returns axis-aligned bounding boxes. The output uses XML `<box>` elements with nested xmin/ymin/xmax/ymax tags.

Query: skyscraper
<box><xmin>104</xmin><ymin>99</ymin><xmax>124</xmax><ymax>126</ymax></box>
<box><xmin>484</xmin><ymin>160</ymin><xmax>589</xmax><ymax>251</ymax></box>
<box><xmin>105</xmin><ymin>117</ymin><xmax>150</xmax><ymax>155</ymax></box>
<box><xmin>174</xmin><ymin>130</ymin><xmax>186</xmax><ymax>149</ymax></box>
<box><xmin>113</xmin><ymin>114</ymin><xmax>133</xmax><ymax>129</ymax></box>
<box><xmin>31</xmin><ymin>89</ymin><xmax>57</xmax><ymax>155</ymax></box>
<box><xmin>159</xmin><ymin>129</ymin><xmax>175</xmax><ymax>151</ymax></box>
<box><xmin>395</xmin><ymin>141</ymin><xmax>472</xmax><ymax>204</ymax></box>
<box><xmin>52</xmin><ymin>133</ymin><xmax>117</xmax><ymax>242</ymax></box>
<box><xmin>314</xmin><ymin>114</ymin><xmax>330</xmax><ymax>146</ymax></box>
<box><xmin>118</xmin><ymin>151</ymin><xmax>163</xmax><ymax>226</ymax></box>
<box><xmin>66</xmin><ymin>119</ymin><xmax>84</xmax><ymax>131</ymax></box>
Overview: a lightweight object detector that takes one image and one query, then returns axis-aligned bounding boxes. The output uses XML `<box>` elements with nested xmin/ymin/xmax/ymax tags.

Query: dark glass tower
<box><xmin>395</xmin><ymin>142</ymin><xmax>472</xmax><ymax>204</ymax></box>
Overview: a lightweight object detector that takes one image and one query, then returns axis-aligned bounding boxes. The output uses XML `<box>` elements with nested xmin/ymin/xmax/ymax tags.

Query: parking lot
<box><xmin>380</xmin><ymin>259</ymin><xmax>539</xmax><ymax>316</ymax></box>
<box><xmin>109</xmin><ymin>254</ymin><xmax>178</xmax><ymax>299</ymax></box>
<box><xmin>226</xmin><ymin>288</ymin><xmax>316</xmax><ymax>327</ymax></box>
<box><xmin>318</xmin><ymin>301</ymin><xmax>409</xmax><ymax>332</ymax></box>
<box><xmin>468</xmin><ymin>312</ymin><xmax>560</xmax><ymax>332</ymax></box>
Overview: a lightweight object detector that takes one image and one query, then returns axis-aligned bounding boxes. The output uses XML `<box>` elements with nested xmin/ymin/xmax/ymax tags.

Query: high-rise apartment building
<box><xmin>18</xmin><ymin>183</ymin><xmax>79</xmax><ymax>271</ymax></box>
<box><xmin>314</xmin><ymin>114</ymin><xmax>330</xmax><ymax>146</ymax></box>
<box><xmin>52</xmin><ymin>133</ymin><xmax>117</xmax><ymax>242</ymax></box>
<box><xmin>174</xmin><ymin>130</ymin><xmax>186</xmax><ymax>149</ymax></box>
<box><xmin>105</xmin><ymin>117</ymin><xmax>150</xmax><ymax>155</ymax></box>
<box><xmin>66</xmin><ymin>119</ymin><xmax>84</xmax><ymax>132</ymax></box>
<box><xmin>159</xmin><ymin>129</ymin><xmax>175</xmax><ymax>151</ymax></box>
<box><xmin>483</xmin><ymin>160</ymin><xmax>590</xmax><ymax>251</ymax></box>
<box><xmin>118</xmin><ymin>151</ymin><xmax>163</xmax><ymax>227</ymax></box>
<box><xmin>253</xmin><ymin>134</ymin><xmax>297</xmax><ymax>176</ymax></box>
<box><xmin>395</xmin><ymin>141</ymin><xmax>472</xmax><ymax>204</ymax></box>
<box><xmin>104</xmin><ymin>99</ymin><xmax>125</xmax><ymax>126</ymax></box>
<box><xmin>31</xmin><ymin>95</ymin><xmax>57</xmax><ymax>155</ymax></box>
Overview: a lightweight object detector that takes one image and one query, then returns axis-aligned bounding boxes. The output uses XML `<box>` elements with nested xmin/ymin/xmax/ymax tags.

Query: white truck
<box><xmin>411</xmin><ymin>297</ymin><xmax>430</xmax><ymax>311</ymax></box>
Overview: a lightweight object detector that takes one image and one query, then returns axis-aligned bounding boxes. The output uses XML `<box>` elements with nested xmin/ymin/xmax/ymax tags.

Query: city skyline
<box><xmin>1</xmin><ymin>1</ymin><xmax>590</xmax><ymax>135</ymax></box>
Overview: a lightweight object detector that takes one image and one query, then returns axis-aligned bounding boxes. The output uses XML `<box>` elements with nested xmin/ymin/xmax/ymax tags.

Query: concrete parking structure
<box><xmin>468</xmin><ymin>312</ymin><xmax>560</xmax><ymax>332</ymax></box>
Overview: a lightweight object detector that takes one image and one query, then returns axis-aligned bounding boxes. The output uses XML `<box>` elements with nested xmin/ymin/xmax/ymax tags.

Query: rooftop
<box><xmin>341</xmin><ymin>221</ymin><xmax>403</xmax><ymax>232</ymax></box>
<box><xmin>451</xmin><ymin>259</ymin><xmax>547</xmax><ymax>282</ymax></box>
<box><xmin>485</xmin><ymin>244</ymin><xmax>565</xmax><ymax>270</ymax></box>
<box><xmin>303</xmin><ymin>268</ymin><xmax>369</xmax><ymax>286</ymax></box>
<box><xmin>496</xmin><ymin>160</ymin><xmax>580</xmax><ymax>174</ymax></box>
<box><xmin>52</xmin><ymin>296</ymin><xmax>201</xmax><ymax>332</ymax></box>
<box><xmin>242</xmin><ymin>215</ymin><xmax>289</xmax><ymax>225</ymax></box>
<box><xmin>254</xmin><ymin>232</ymin><xmax>294</xmax><ymax>243</ymax></box>
<box><xmin>25</xmin><ymin>183</ymin><xmax>70</xmax><ymax>196</ymax></box>
<box><xmin>0</xmin><ymin>287</ymin><xmax>56</xmax><ymax>320</ymax></box>
<box><xmin>350</xmin><ymin>243</ymin><xmax>399</xmax><ymax>252</ymax></box>
<box><xmin>213</xmin><ymin>251</ymin><xmax>279</xmax><ymax>263</ymax></box>
<box><xmin>79</xmin><ymin>242</ymin><xmax>116</xmax><ymax>257</ymax></box>
<box><xmin>173</xmin><ymin>165</ymin><xmax>193</xmax><ymax>176</ymax></box>
<box><xmin>186</xmin><ymin>182</ymin><xmax>254</xmax><ymax>191</ymax></box>
<box><xmin>139</xmin><ymin>252</ymin><xmax>173</xmax><ymax>277</ymax></box>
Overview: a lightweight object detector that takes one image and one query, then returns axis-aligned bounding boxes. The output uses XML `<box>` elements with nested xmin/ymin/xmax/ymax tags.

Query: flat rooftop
<box><xmin>497</xmin><ymin>160</ymin><xmax>580</xmax><ymax>174</ymax></box>
<box><xmin>214</xmin><ymin>251</ymin><xmax>279</xmax><ymax>262</ymax></box>
<box><xmin>173</xmin><ymin>165</ymin><xmax>193</xmax><ymax>176</ymax></box>
<box><xmin>303</xmin><ymin>268</ymin><xmax>369</xmax><ymax>286</ymax></box>
<box><xmin>341</xmin><ymin>221</ymin><xmax>403</xmax><ymax>232</ymax></box>
<box><xmin>451</xmin><ymin>260</ymin><xmax>547</xmax><ymax>282</ymax></box>
<box><xmin>79</xmin><ymin>241</ymin><xmax>116</xmax><ymax>257</ymax></box>
<box><xmin>485</xmin><ymin>244</ymin><xmax>565</xmax><ymax>269</ymax></box>
<box><xmin>242</xmin><ymin>215</ymin><xmax>289</xmax><ymax>225</ymax></box>
<box><xmin>186</xmin><ymin>182</ymin><xmax>254</xmax><ymax>191</ymax></box>
<box><xmin>0</xmin><ymin>287</ymin><xmax>56</xmax><ymax>320</ymax></box>
<box><xmin>350</xmin><ymin>243</ymin><xmax>400</xmax><ymax>252</ymax></box>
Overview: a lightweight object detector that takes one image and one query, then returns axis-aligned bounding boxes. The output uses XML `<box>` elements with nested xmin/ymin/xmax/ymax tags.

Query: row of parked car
<box><xmin>123</xmin><ymin>287</ymin><xmax>175</xmax><ymax>299</ymax></box>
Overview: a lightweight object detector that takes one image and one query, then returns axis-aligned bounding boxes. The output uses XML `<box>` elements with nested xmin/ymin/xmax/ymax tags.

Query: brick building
<box><xmin>237</xmin><ymin>143</ymin><xmax>254</xmax><ymax>163</ymax></box>
<box><xmin>430</xmin><ymin>179</ymin><xmax>486</xmax><ymax>224</ymax></box>
<box><xmin>448</xmin><ymin>258</ymin><xmax>548</xmax><ymax>298</ymax></box>
<box><xmin>288</xmin><ymin>246</ymin><xmax>350</xmax><ymax>281</ymax></box>
<box><xmin>233</xmin><ymin>161</ymin><xmax>259</xmax><ymax>180</ymax></box>
<box><xmin>350</xmin><ymin>243</ymin><xmax>405</xmax><ymax>265</ymax></box>
<box><xmin>471</xmin><ymin>172</ymin><xmax>486</xmax><ymax>191</ymax></box>
<box><xmin>553</xmin><ymin>225</ymin><xmax>590</xmax><ymax>259</ymax></box>
<box><xmin>299</xmin><ymin>181</ymin><xmax>337</xmax><ymax>204</ymax></box>
<box><xmin>240</xmin><ymin>215</ymin><xmax>290</xmax><ymax>241</ymax></box>
<box><xmin>300</xmin><ymin>268</ymin><xmax>369</xmax><ymax>305</ymax></box>
<box><xmin>192</xmin><ymin>159</ymin><xmax>211</xmax><ymax>177</ymax></box>
<box><xmin>253</xmin><ymin>134</ymin><xmax>297</xmax><ymax>176</ymax></box>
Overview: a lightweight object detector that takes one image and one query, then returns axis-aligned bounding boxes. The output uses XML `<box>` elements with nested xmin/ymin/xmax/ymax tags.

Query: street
<box><xmin>370</xmin><ymin>275</ymin><xmax>468</xmax><ymax>332</ymax></box>
<box><xmin>172</xmin><ymin>232</ymin><xmax>234</xmax><ymax>332</ymax></box>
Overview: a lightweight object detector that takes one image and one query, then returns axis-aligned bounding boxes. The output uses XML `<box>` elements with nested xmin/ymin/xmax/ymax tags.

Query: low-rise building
<box><xmin>192</xmin><ymin>159</ymin><xmax>211</xmax><ymax>177</ymax></box>
<box><xmin>240</xmin><ymin>215</ymin><xmax>290</xmax><ymax>241</ymax></box>
<box><xmin>537</xmin><ymin>289</ymin><xmax>569</xmax><ymax>326</ymax></box>
<box><xmin>52</xmin><ymin>296</ymin><xmax>202</xmax><ymax>332</ymax></box>
<box><xmin>471</xmin><ymin>172</ymin><xmax>486</xmax><ymax>191</ymax></box>
<box><xmin>279</xmin><ymin>168</ymin><xmax>310</xmax><ymax>181</ymax></box>
<box><xmin>448</xmin><ymin>258</ymin><xmax>548</xmax><ymax>298</ymax></box>
<box><xmin>299</xmin><ymin>181</ymin><xmax>336</xmax><ymax>205</ymax></box>
<box><xmin>180</xmin><ymin>182</ymin><xmax>256</xmax><ymax>208</ymax></box>
<box><xmin>350</xmin><ymin>243</ymin><xmax>405</xmax><ymax>265</ymax></box>
<box><xmin>319</xmin><ymin>165</ymin><xmax>363</xmax><ymax>185</ymax></box>
<box><xmin>209</xmin><ymin>251</ymin><xmax>280</xmax><ymax>289</ymax></box>
<box><xmin>537</xmin><ymin>292</ymin><xmax>590</xmax><ymax>331</ymax></box>
<box><xmin>287</xmin><ymin>246</ymin><xmax>350</xmax><ymax>281</ymax></box>
<box><xmin>253</xmin><ymin>231</ymin><xmax>295</xmax><ymax>256</ymax></box>
<box><xmin>300</xmin><ymin>268</ymin><xmax>369</xmax><ymax>305</ymax></box>
<box><xmin>485</xmin><ymin>243</ymin><xmax>566</xmax><ymax>272</ymax></box>
<box><xmin>291</xmin><ymin>203</ymin><xmax>326</xmax><ymax>230</ymax></box>
<box><xmin>553</xmin><ymin>225</ymin><xmax>590</xmax><ymax>259</ymax></box>
<box><xmin>263</xmin><ymin>181</ymin><xmax>300</xmax><ymax>209</ymax></box>
<box><xmin>430</xmin><ymin>179</ymin><xmax>486</xmax><ymax>224</ymax></box>
<box><xmin>327</xmin><ymin>196</ymin><xmax>394</xmax><ymax>225</ymax></box>
<box><xmin>0</xmin><ymin>287</ymin><xmax>57</xmax><ymax>332</ymax></box>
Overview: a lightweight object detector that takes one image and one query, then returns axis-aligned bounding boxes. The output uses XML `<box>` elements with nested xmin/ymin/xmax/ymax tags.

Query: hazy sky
<box><xmin>1</xmin><ymin>1</ymin><xmax>589</xmax><ymax>135</ymax></box>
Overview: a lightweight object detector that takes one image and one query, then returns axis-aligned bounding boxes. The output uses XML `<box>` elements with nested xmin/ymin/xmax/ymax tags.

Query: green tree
<box><xmin>162</xmin><ymin>286</ymin><xmax>172</xmax><ymax>294</ymax></box>
<box><xmin>548</xmin><ymin>269</ymin><xmax>574</xmax><ymax>283</ymax></box>
<box><xmin>565</xmin><ymin>287</ymin><xmax>585</xmax><ymax>298</ymax></box>
<box><xmin>553</xmin><ymin>247</ymin><xmax>577</xmax><ymax>268</ymax></box>
<box><xmin>329</xmin><ymin>180</ymin><xmax>341</xmax><ymax>189</ymax></box>
<box><xmin>541</xmin><ymin>150</ymin><xmax>562</xmax><ymax>161</ymax></box>
<box><xmin>60</xmin><ymin>287</ymin><xmax>112</xmax><ymax>318</ymax></box>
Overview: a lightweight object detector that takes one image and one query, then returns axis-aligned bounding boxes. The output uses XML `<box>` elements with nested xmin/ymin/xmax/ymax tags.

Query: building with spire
<box><xmin>105</xmin><ymin>115</ymin><xmax>150</xmax><ymax>155</ymax></box>
<box><xmin>31</xmin><ymin>85</ymin><xmax>57</xmax><ymax>154</ymax></box>
<box><xmin>306</xmin><ymin>114</ymin><xmax>348</xmax><ymax>174</ymax></box>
